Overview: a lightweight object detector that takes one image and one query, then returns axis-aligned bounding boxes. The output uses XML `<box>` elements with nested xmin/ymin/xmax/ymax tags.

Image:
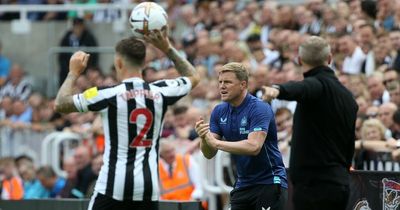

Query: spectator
<box><xmin>260</xmin><ymin>1</ymin><xmax>276</xmax><ymax>46</ymax></box>
<box><xmin>142</xmin><ymin>66</ymin><xmax>159</xmax><ymax>83</ymax></box>
<box><xmin>250</xmin><ymin>64</ymin><xmax>269</xmax><ymax>98</ymax></box>
<box><xmin>356</xmin><ymin>95</ymin><xmax>371</xmax><ymax>116</ymax></box>
<box><xmin>0</xmin><ymin>96</ymin><xmax>14</xmax><ymax>121</ymax></box>
<box><xmin>393</xmin><ymin>107</ymin><xmax>400</xmax><ymax>131</ymax></box>
<box><xmin>73</xmin><ymin>146</ymin><xmax>96</xmax><ymax>197</ymax></box>
<box><xmin>18</xmin><ymin>161</ymin><xmax>49</xmax><ymax>199</ymax></box>
<box><xmin>158</xmin><ymin>140</ymin><xmax>204</xmax><ymax>202</ymax></box>
<box><xmin>36</xmin><ymin>166</ymin><xmax>66</xmax><ymax>198</ymax></box>
<box><xmin>367</xmin><ymin>71</ymin><xmax>390</xmax><ymax>106</ymax></box>
<box><xmin>92</xmin><ymin>0</ymin><xmax>120</xmax><ymax>23</ymax></box>
<box><xmin>338</xmin><ymin>35</ymin><xmax>366</xmax><ymax>75</ymax></box>
<box><xmin>358</xmin><ymin>24</ymin><xmax>377</xmax><ymax>75</ymax></box>
<box><xmin>0</xmin><ymin>0</ymin><xmax>20</xmax><ymax>20</ymax></box>
<box><xmin>0</xmin><ymin>40</ymin><xmax>11</xmax><ymax>87</ymax></box>
<box><xmin>378</xmin><ymin>102</ymin><xmax>399</xmax><ymax>138</ymax></box>
<box><xmin>59</xmin><ymin>157</ymin><xmax>78</xmax><ymax>198</ymax></box>
<box><xmin>0</xmin><ymin>64</ymin><xmax>32</xmax><ymax>101</ymax></box>
<box><xmin>275</xmin><ymin>107</ymin><xmax>293</xmax><ymax>168</ymax></box>
<box><xmin>9</xmin><ymin>99</ymin><xmax>32</xmax><ymax>124</ymax></box>
<box><xmin>390</xmin><ymin>30</ymin><xmax>400</xmax><ymax>72</ymax></box>
<box><xmin>387</xmin><ymin>80</ymin><xmax>400</xmax><ymax>107</ymax></box>
<box><xmin>181</xmin><ymin>33</ymin><xmax>198</xmax><ymax>65</ymax></box>
<box><xmin>85</xmin><ymin>153</ymin><xmax>102</xmax><ymax>198</ymax></box>
<box><xmin>0</xmin><ymin>157</ymin><xmax>24</xmax><ymax>200</ymax></box>
<box><xmin>38</xmin><ymin>0</ymin><xmax>67</xmax><ymax>20</ymax></box>
<box><xmin>172</xmin><ymin>105</ymin><xmax>198</xmax><ymax>142</ymax></box>
<box><xmin>376</xmin><ymin>0</ymin><xmax>396</xmax><ymax>31</ymax></box>
<box><xmin>354</xmin><ymin>119</ymin><xmax>399</xmax><ymax>171</ymax></box>
<box><xmin>383</xmin><ymin>69</ymin><xmax>399</xmax><ymax>89</ymax></box>
<box><xmin>349</xmin><ymin>74</ymin><xmax>369</xmax><ymax>98</ymax></box>
<box><xmin>58</xmin><ymin>18</ymin><xmax>98</xmax><ymax>87</ymax></box>
<box><xmin>67</xmin><ymin>0</ymin><xmax>96</xmax><ymax>20</ymax></box>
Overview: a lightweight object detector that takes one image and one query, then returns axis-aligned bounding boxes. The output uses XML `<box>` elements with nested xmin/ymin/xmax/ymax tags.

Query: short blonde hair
<box><xmin>360</xmin><ymin>119</ymin><xmax>386</xmax><ymax>140</ymax></box>
<box><xmin>220</xmin><ymin>62</ymin><xmax>249</xmax><ymax>83</ymax></box>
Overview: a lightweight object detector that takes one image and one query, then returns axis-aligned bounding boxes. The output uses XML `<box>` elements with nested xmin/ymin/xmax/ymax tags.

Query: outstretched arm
<box><xmin>262</xmin><ymin>78</ymin><xmax>323</xmax><ymax>102</ymax></box>
<box><xmin>55</xmin><ymin>51</ymin><xmax>90</xmax><ymax>113</ymax></box>
<box><xmin>144</xmin><ymin>29</ymin><xmax>200</xmax><ymax>88</ymax></box>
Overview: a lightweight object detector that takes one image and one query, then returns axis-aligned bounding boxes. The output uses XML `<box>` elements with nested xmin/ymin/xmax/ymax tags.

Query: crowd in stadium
<box><xmin>0</xmin><ymin>0</ymin><xmax>400</xmax><ymax>203</ymax></box>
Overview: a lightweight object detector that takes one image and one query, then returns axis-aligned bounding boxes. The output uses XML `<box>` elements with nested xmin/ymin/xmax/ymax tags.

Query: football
<box><xmin>129</xmin><ymin>2</ymin><xmax>168</xmax><ymax>39</ymax></box>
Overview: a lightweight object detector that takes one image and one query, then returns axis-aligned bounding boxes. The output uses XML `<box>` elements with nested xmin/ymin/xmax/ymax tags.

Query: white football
<box><xmin>129</xmin><ymin>2</ymin><xmax>168</xmax><ymax>39</ymax></box>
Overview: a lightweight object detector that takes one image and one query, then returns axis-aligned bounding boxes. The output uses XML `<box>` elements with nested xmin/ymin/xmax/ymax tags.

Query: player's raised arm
<box><xmin>55</xmin><ymin>51</ymin><xmax>90</xmax><ymax>113</ymax></box>
<box><xmin>144</xmin><ymin>28</ymin><xmax>200</xmax><ymax>89</ymax></box>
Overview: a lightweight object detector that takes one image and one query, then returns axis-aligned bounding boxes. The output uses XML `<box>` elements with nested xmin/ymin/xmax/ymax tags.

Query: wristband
<box><xmin>397</xmin><ymin>141</ymin><xmax>400</xmax><ymax>149</ymax></box>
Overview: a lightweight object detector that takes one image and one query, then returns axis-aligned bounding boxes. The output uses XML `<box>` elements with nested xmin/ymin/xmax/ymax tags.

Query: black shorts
<box><xmin>292</xmin><ymin>181</ymin><xmax>349</xmax><ymax>210</ymax></box>
<box><xmin>88</xmin><ymin>192</ymin><xmax>159</xmax><ymax>210</ymax></box>
<box><xmin>230</xmin><ymin>184</ymin><xmax>287</xmax><ymax>210</ymax></box>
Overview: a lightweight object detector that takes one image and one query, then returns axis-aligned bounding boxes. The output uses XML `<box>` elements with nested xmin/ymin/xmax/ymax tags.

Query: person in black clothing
<box><xmin>58</xmin><ymin>18</ymin><xmax>98</xmax><ymax>87</ymax></box>
<box><xmin>263</xmin><ymin>36</ymin><xmax>358</xmax><ymax>210</ymax></box>
<box><xmin>73</xmin><ymin>146</ymin><xmax>96</xmax><ymax>197</ymax></box>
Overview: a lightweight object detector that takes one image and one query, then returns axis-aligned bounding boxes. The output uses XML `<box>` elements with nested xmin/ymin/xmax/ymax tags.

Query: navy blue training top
<box><xmin>210</xmin><ymin>93</ymin><xmax>288</xmax><ymax>189</ymax></box>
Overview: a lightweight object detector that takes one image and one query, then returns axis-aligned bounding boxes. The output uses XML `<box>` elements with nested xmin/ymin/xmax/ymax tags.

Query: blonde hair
<box><xmin>220</xmin><ymin>62</ymin><xmax>249</xmax><ymax>83</ymax></box>
<box><xmin>360</xmin><ymin>119</ymin><xmax>386</xmax><ymax>140</ymax></box>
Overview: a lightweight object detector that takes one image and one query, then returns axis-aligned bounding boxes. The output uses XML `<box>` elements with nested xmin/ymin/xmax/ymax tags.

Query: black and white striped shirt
<box><xmin>0</xmin><ymin>79</ymin><xmax>32</xmax><ymax>101</ymax></box>
<box><xmin>73</xmin><ymin>77</ymin><xmax>191</xmax><ymax>201</ymax></box>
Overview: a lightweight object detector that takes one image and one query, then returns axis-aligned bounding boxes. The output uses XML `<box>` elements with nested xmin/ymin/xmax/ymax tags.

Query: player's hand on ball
<box><xmin>195</xmin><ymin>118</ymin><xmax>210</xmax><ymax>138</ymax></box>
<box><xmin>262</xmin><ymin>86</ymin><xmax>279</xmax><ymax>102</ymax></box>
<box><xmin>143</xmin><ymin>26</ymin><xmax>171</xmax><ymax>54</ymax></box>
<box><xmin>69</xmin><ymin>51</ymin><xmax>90</xmax><ymax>77</ymax></box>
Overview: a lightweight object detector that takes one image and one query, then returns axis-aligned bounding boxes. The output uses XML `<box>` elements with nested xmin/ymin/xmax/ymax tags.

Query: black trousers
<box><xmin>88</xmin><ymin>192</ymin><xmax>159</xmax><ymax>210</ymax></box>
<box><xmin>230</xmin><ymin>184</ymin><xmax>287</xmax><ymax>210</ymax></box>
<box><xmin>292</xmin><ymin>181</ymin><xmax>349</xmax><ymax>210</ymax></box>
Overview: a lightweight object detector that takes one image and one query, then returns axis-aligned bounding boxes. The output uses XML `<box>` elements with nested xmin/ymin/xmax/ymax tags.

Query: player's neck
<box><xmin>230</xmin><ymin>90</ymin><xmax>248</xmax><ymax>107</ymax></box>
<box><xmin>118</xmin><ymin>68</ymin><xmax>142</xmax><ymax>81</ymax></box>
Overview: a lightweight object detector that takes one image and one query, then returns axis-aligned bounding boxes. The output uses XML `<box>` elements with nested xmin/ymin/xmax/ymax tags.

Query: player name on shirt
<box><xmin>121</xmin><ymin>89</ymin><xmax>161</xmax><ymax>101</ymax></box>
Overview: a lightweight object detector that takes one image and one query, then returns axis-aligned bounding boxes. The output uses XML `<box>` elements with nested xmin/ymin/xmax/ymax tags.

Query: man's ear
<box><xmin>297</xmin><ymin>57</ymin><xmax>302</xmax><ymax>66</ymax></box>
<box><xmin>327</xmin><ymin>53</ymin><xmax>332</xmax><ymax>65</ymax></box>
<box><xmin>115</xmin><ymin>57</ymin><xmax>123</xmax><ymax>70</ymax></box>
<box><xmin>242</xmin><ymin>80</ymin><xmax>248</xmax><ymax>89</ymax></box>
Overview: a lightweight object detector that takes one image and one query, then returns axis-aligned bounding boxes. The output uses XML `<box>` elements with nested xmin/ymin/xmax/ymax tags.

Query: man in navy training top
<box><xmin>195</xmin><ymin>62</ymin><xmax>287</xmax><ymax>210</ymax></box>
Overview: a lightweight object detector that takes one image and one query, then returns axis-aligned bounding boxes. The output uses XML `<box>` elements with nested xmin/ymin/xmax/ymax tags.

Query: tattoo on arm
<box><xmin>166</xmin><ymin>47</ymin><xmax>196</xmax><ymax>77</ymax></box>
<box><xmin>55</xmin><ymin>73</ymin><xmax>79</xmax><ymax>113</ymax></box>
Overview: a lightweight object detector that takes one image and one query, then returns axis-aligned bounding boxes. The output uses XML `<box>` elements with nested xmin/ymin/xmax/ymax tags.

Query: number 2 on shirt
<box><xmin>129</xmin><ymin>108</ymin><xmax>153</xmax><ymax>148</ymax></box>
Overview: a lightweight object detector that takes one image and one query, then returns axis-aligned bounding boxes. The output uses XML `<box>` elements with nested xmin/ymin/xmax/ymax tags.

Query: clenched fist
<box><xmin>69</xmin><ymin>51</ymin><xmax>90</xmax><ymax>77</ymax></box>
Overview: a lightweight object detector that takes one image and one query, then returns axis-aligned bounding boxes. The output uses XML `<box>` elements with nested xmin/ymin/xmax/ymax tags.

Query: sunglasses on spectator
<box><xmin>366</xmin><ymin>113</ymin><xmax>377</xmax><ymax>118</ymax></box>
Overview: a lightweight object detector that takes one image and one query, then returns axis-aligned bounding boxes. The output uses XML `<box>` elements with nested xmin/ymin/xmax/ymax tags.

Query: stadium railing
<box><xmin>0</xmin><ymin>126</ymin><xmax>52</xmax><ymax>164</ymax></box>
<box><xmin>0</xmin><ymin>127</ymin><xmax>83</xmax><ymax>178</ymax></box>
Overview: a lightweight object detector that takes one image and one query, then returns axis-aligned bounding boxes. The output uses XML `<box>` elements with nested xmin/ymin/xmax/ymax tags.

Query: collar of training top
<box><xmin>229</xmin><ymin>93</ymin><xmax>251</xmax><ymax>113</ymax></box>
<box><xmin>303</xmin><ymin>65</ymin><xmax>333</xmax><ymax>78</ymax></box>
